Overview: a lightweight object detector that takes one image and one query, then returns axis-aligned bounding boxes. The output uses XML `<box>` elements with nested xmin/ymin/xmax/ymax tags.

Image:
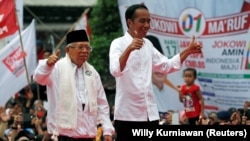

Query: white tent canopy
<box><xmin>24</xmin><ymin>0</ymin><xmax>97</xmax><ymax>7</ymax></box>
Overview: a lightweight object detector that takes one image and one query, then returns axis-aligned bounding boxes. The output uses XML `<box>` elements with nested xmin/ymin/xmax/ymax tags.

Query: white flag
<box><xmin>74</xmin><ymin>13</ymin><xmax>88</xmax><ymax>30</ymax></box>
<box><xmin>0</xmin><ymin>19</ymin><xmax>37</xmax><ymax>106</ymax></box>
<box><xmin>74</xmin><ymin>8</ymin><xmax>91</xmax><ymax>38</ymax></box>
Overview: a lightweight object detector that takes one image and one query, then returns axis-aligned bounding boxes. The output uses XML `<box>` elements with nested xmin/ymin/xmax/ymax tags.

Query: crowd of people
<box><xmin>0</xmin><ymin>3</ymin><xmax>249</xmax><ymax>141</ymax></box>
<box><xmin>157</xmin><ymin>103</ymin><xmax>250</xmax><ymax>126</ymax></box>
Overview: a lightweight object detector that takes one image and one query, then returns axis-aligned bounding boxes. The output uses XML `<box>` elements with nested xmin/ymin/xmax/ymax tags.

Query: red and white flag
<box><xmin>0</xmin><ymin>0</ymin><xmax>19</xmax><ymax>39</ymax></box>
<box><xmin>0</xmin><ymin>20</ymin><xmax>37</xmax><ymax>106</ymax></box>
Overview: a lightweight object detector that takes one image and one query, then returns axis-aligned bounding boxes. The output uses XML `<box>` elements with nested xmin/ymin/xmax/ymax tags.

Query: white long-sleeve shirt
<box><xmin>109</xmin><ymin>32</ymin><xmax>181</xmax><ymax>122</ymax></box>
<box><xmin>33</xmin><ymin>59</ymin><xmax>114</xmax><ymax>138</ymax></box>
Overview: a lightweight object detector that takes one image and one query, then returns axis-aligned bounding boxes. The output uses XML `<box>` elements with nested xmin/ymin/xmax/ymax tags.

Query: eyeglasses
<box><xmin>69</xmin><ymin>45</ymin><xmax>92</xmax><ymax>52</ymax></box>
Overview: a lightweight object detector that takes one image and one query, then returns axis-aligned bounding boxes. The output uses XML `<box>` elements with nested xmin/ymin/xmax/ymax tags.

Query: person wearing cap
<box><xmin>109</xmin><ymin>4</ymin><xmax>202</xmax><ymax>141</ymax></box>
<box><xmin>33</xmin><ymin>29</ymin><xmax>114</xmax><ymax>141</ymax></box>
<box><xmin>216</xmin><ymin>110</ymin><xmax>231</xmax><ymax>125</ymax></box>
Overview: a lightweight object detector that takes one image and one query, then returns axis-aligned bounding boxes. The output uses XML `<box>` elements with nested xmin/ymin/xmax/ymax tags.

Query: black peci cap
<box><xmin>66</xmin><ymin>29</ymin><xmax>89</xmax><ymax>44</ymax></box>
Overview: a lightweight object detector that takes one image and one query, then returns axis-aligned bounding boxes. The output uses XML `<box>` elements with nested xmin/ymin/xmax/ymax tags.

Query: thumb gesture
<box><xmin>188</xmin><ymin>36</ymin><xmax>202</xmax><ymax>54</ymax></box>
<box><xmin>47</xmin><ymin>49</ymin><xmax>60</xmax><ymax>67</ymax></box>
<box><xmin>133</xmin><ymin>30</ymin><xmax>139</xmax><ymax>38</ymax></box>
<box><xmin>55</xmin><ymin>49</ymin><xmax>60</xmax><ymax>57</ymax></box>
<box><xmin>130</xmin><ymin>30</ymin><xmax>144</xmax><ymax>50</ymax></box>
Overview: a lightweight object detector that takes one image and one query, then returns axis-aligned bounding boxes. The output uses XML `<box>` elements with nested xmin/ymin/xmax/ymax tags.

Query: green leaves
<box><xmin>88</xmin><ymin>0</ymin><xmax>123</xmax><ymax>82</ymax></box>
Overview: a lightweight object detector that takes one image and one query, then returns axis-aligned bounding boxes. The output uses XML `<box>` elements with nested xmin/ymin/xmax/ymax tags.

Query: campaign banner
<box><xmin>0</xmin><ymin>0</ymin><xmax>23</xmax><ymax>49</ymax></box>
<box><xmin>0</xmin><ymin>20</ymin><xmax>37</xmax><ymax>106</ymax></box>
<box><xmin>0</xmin><ymin>0</ymin><xmax>19</xmax><ymax>39</ymax></box>
<box><xmin>118</xmin><ymin>0</ymin><xmax>250</xmax><ymax>112</ymax></box>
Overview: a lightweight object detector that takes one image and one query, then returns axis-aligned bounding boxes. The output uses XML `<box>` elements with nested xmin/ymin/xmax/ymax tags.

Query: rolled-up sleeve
<box><xmin>109</xmin><ymin>39</ymin><xmax>128</xmax><ymax>77</ymax></box>
<box><xmin>33</xmin><ymin>59</ymin><xmax>54</xmax><ymax>85</ymax></box>
<box><xmin>152</xmin><ymin>48</ymin><xmax>181</xmax><ymax>74</ymax></box>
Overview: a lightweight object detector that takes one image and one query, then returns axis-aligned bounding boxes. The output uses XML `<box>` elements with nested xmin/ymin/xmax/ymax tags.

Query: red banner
<box><xmin>0</xmin><ymin>0</ymin><xmax>19</xmax><ymax>39</ymax></box>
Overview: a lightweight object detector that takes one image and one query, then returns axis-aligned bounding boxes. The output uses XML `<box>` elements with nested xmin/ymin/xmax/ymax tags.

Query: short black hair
<box><xmin>125</xmin><ymin>4</ymin><xmax>148</xmax><ymax>27</ymax></box>
<box><xmin>183</xmin><ymin>68</ymin><xmax>197</xmax><ymax>79</ymax></box>
<box><xmin>14</xmin><ymin>130</ymin><xmax>34</xmax><ymax>141</ymax></box>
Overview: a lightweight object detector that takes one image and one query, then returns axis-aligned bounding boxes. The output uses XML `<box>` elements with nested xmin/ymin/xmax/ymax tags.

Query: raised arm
<box><xmin>119</xmin><ymin>31</ymin><xmax>144</xmax><ymax>71</ymax></box>
<box><xmin>179</xmin><ymin>36</ymin><xmax>202</xmax><ymax>63</ymax></box>
<box><xmin>33</xmin><ymin>49</ymin><xmax>60</xmax><ymax>85</ymax></box>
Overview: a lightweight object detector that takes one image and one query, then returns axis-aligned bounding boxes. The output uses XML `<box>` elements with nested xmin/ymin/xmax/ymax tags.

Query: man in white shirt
<box><xmin>33</xmin><ymin>29</ymin><xmax>114</xmax><ymax>141</ymax></box>
<box><xmin>109</xmin><ymin>4</ymin><xmax>202</xmax><ymax>141</ymax></box>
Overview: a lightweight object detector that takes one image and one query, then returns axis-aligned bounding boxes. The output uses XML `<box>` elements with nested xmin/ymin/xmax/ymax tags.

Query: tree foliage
<box><xmin>88</xmin><ymin>0</ymin><xmax>123</xmax><ymax>83</ymax></box>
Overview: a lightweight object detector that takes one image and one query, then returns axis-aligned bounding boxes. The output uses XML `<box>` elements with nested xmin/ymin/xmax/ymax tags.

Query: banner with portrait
<box><xmin>118</xmin><ymin>0</ymin><xmax>250</xmax><ymax>113</ymax></box>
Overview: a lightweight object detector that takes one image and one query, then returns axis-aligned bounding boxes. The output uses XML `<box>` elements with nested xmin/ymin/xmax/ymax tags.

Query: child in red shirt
<box><xmin>178</xmin><ymin>68</ymin><xmax>205</xmax><ymax>125</ymax></box>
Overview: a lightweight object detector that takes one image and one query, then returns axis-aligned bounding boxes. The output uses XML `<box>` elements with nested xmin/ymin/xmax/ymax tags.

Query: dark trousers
<box><xmin>58</xmin><ymin>135</ymin><xmax>94</xmax><ymax>141</ymax></box>
<box><xmin>114</xmin><ymin>120</ymin><xmax>159</xmax><ymax>141</ymax></box>
<box><xmin>188</xmin><ymin>116</ymin><xmax>199</xmax><ymax>125</ymax></box>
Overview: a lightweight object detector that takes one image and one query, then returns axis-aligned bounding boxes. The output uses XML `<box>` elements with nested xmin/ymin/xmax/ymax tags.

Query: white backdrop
<box><xmin>118</xmin><ymin>0</ymin><xmax>250</xmax><ymax>113</ymax></box>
